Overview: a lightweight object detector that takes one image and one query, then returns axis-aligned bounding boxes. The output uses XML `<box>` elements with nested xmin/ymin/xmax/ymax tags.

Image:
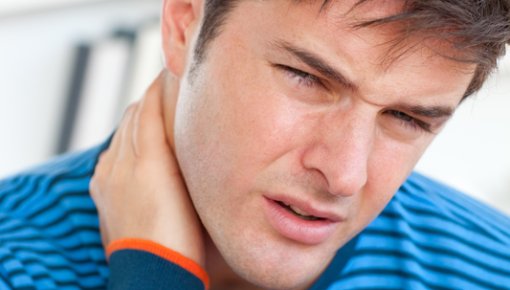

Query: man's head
<box><xmin>160</xmin><ymin>0</ymin><xmax>509</xmax><ymax>289</ymax></box>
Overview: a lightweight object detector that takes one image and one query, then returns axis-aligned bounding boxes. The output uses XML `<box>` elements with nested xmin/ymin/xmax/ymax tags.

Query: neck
<box><xmin>205</xmin><ymin>234</ymin><xmax>266</xmax><ymax>290</ymax></box>
<box><xmin>155</xmin><ymin>71</ymin><xmax>260</xmax><ymax>289</ymax></box>
<box><xmin>156</xmin><ymin>70</ymin><xmax>290</xmax><ymax>290</ymax></box>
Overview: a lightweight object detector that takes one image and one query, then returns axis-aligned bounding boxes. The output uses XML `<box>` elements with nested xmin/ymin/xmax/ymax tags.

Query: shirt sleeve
<box><xmin>106</xmin><ymin>239</ymin><xmax>209</xmax><ymax>290</ymax></box>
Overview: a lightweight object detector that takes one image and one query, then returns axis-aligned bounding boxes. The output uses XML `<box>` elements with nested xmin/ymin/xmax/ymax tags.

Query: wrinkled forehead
<box><xmin>295</xmin><ymin>0</ymin><xmax>404</xmax><ymax>18</ymax></box>
<box><xmin>226</xmin><ymin>0</ymin><xmax>476</xmax><ymax>100</ymax></box>
<box><xmin>200</xmin><ymin>0</ymin><xmax>476</xmax><ymax>77</ymax></box>
<box><xmin>293</xmin><ymin>0</ymin><xmax>474</xmax><ymax>70</ymax></box>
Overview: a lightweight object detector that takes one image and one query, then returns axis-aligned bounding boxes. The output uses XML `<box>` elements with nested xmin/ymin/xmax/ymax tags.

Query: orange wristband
<box><xmin>107</xmin><ymin>238</ymin><xmax>209</xmax><ymax>289</ymax></box>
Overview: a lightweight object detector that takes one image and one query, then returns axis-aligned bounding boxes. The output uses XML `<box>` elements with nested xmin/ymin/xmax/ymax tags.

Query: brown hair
<box><xmin>193</xmin><ymin>0</ymin><xmax>510</xmax><ymax>98</ymax></box>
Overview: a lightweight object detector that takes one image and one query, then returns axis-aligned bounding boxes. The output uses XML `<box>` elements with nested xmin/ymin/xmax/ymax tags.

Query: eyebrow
<box><xmin>272</xmin><ymin>39</ymin><xmax>455</xmax><ymax>120</ymax></box>
<box><xmin>405</xmin><ymin>104</ymin><xmax>454</xmax><ymax>119</ymax></box>
<box><xmin>272</xmin><ymin>40</ymin><xmax>358</xmax><ymax>91</ymax></box>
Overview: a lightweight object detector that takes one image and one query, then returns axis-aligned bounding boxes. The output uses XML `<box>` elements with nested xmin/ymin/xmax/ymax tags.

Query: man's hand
<box><xmin>89</xmin><ymin>81</ymin><xmax>205</xmax><ymax>267</ymax></box>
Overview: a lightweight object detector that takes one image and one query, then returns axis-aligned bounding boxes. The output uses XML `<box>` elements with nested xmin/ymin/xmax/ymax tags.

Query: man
<box><xmin>1</xmin><ymin>0</ymin><xmax>510</xmax><ymax>289</ymax></box>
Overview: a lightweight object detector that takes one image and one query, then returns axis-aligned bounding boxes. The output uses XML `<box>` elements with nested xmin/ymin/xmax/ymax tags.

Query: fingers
<box><xmin>134</xmin><ymin>80</ymin><xmax>168</xmax><ymax>155</ymax></box>
<box><xmin>90</xmin><ymin>102</ymin><xmax>138</xmax><ymax>204</ymax></box>
<box><xmin>119</xmin><ymin>102</ymin><xmax>140</xmax><ymax>159</ymax></box>
<box><xmin>115</xmin><ymin>103</ymin><xmax>138</xmax><ymax>150</ymax></box>
<box><xmin>104</xmin><ymin>102</ymin><xmax>138</xmax><ymax>161</ymax></box>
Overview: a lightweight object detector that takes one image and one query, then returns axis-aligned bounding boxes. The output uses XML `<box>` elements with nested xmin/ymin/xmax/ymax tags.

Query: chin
<box><xmin>213</xmin><ymin>230</ymin><xmax>332</xmax><ymax>290</ymax></box>
<box><xmin>232</xmin><ymin>265</ymin><xmax>311</xmax><ymax>290</ymax></box>
<box><xmin>233</xmin><ymin>261</ymin><xmax>320</xmax><ymax>290</ymax></box>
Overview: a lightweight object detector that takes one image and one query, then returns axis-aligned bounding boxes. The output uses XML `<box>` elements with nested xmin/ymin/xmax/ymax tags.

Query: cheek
<box><xmin>174</xmin><ymin>71</ymin><xmax>293</xmax><ymax>198</ymax></box>
<box><xmin>201</xmin><ymin>64</ymin><xmax>312</xmax><ymax>176</ymax></box>
<box><xmin>215</xmin><ymin>95</ymin><xmax>306</xmax><ymax>194</ymax></box>
<box><xmin>361</xmin><ymin>138</ymin><xmax>430</xmax><ymax>217</ymax></box>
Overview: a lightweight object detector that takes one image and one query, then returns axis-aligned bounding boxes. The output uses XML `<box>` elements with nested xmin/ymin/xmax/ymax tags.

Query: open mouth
<box><xmin>276</xmin><ymin>201</ymin><xmax>325</xmax><ymax>221</ymax></box>
<box><xmin>263</xmin><ymin>196</ymin><xmax>338</xmax><ymax>245</ymax></box>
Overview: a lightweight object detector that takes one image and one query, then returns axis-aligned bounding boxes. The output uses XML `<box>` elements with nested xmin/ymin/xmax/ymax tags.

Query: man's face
<box><xmin>173</xmin><ymin>1</ymin><xmax>474</xmax><ymax>288</ymax></box>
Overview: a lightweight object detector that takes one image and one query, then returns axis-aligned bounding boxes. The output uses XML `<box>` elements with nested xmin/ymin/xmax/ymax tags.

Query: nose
<box><xmin>302</xmin><ymin>112</ymin><xmax>373</xmax><ymax>197</ymax></box>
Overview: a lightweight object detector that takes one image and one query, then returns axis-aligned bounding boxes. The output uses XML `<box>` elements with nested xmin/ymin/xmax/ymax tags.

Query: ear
<box><xmin>161</xmin><ymin>0</ymin><xmax>202</xmax><ymax>78</ymax></box>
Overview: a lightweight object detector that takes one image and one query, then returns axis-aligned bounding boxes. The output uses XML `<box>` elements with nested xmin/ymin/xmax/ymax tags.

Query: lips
<box><xmin>263</xmin><ymin>195</ymin><xmax>343</xmax><ymax>245</ymax></box>
<box><xmin>269</xmin><ymin>194</ymin><xmax>343</xmax><ymax>222</ymax></box>
<box><xmin>277</xmin><ymin>201</ymin><xmax>325</xmax><ymax>221</ymax></box>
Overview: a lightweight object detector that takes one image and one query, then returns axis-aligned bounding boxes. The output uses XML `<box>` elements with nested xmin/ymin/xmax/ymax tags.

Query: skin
<box><xmin>91</xmin><ymin>0</ymin><xmax>476</xmax><ymax>289</ymax></box>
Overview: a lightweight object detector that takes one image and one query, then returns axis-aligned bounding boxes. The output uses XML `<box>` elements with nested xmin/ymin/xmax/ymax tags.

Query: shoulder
<box><xmin>314</xmin><ymin>172</ymin><xmax>510</xmax><ymax>290</ymax></box>
<box><xmin>395</xmin><ymin>172</ymin><xmax>510</xmax><ymax>243</ymax></box>
<box><xmin>0</xmin><ymin>143</ymin><xmax>108</xmax><ymax>220</ymax></box>
<box><xmin>0</xmin><ymin>142</ymin><xmax>110</xmax><ymax>289</ymax></box>
<box><xmin>0</xmin><ymin>141</ymin><xmax>107</xmax><ymax>197</ymax></box>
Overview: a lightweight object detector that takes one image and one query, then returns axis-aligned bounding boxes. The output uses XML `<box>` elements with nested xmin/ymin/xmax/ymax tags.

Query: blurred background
<box><xmin>0</xmin><ymin>0</ymin><xmax>509</xmax><ymax>215</ymax></box>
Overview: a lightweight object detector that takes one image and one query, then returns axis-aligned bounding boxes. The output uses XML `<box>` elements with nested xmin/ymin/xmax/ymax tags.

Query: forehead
<box><xmin>286</xmin><ymin>0</ymin><xmax>467</xmax><ymax>64</ymax></box>
<box><xmin>214</xmin><ymin>0</ymin><xmax>475</xmax><ymax>105</ymax></box>
<box><xmin>224</xmin><ymin>0</ymin><xmax>473</xmax><ymax>66</ymax></box>
<box><xmin>297</xmin><ymin>0</ymin><xmax>404</xmax><ymax>18</ymax></box>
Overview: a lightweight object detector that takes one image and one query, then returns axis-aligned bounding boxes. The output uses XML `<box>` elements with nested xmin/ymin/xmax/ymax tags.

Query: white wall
<box><xmin>0</xmin><ymin>1</ymin><xmax>509</xmax><ymax>215</ymax></box>
<box><xmin>416</xmin><ymin>56</ymin><xmax>510</xmax><ymax>214</ymax></box>
<box><xmin>0</xmin><ymin>0</ymin><xmax>161</xmax><ymax>176</ymax></box>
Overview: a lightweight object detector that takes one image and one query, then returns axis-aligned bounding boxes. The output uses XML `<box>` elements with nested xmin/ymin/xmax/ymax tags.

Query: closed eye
<box><xmin>385</xmin><ymin>110</ymin><xmax>432</xmax><ymax>133</ymax></box>
<box><xmin>275</xmin><ymin>64</ymin><xmax>323</xmax><ymax>88</ymax></box>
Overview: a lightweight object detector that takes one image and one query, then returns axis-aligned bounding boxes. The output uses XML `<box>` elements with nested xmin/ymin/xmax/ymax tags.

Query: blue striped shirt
<box><xmin>1</xmin><ymin>142</ymin><xmax>509</xmax><ymax>290</ymax></box>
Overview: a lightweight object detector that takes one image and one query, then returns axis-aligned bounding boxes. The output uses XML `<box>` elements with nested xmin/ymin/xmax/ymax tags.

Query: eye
<box><xmin>385</xmin><ymin>110</ymin><xmax>432</xmax><ymax>133</ymax></box>
<box><xmin>276</xmin><ymin>65</ymin><xmax>322</xmax><ymax>88</ymax></box>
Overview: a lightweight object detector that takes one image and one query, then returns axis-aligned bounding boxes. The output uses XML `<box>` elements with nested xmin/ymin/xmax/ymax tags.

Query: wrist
<box><xmin>107</xmin><ymin>238</ymin><xmax>209</xmax><ymax>289</ymax></box>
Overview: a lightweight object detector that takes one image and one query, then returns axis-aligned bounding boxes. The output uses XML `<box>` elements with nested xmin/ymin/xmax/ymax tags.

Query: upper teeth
<box><xmin>289</xmin><ymin>205</ymin><xmax>313</xmax><ymax>217</ymax></box>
